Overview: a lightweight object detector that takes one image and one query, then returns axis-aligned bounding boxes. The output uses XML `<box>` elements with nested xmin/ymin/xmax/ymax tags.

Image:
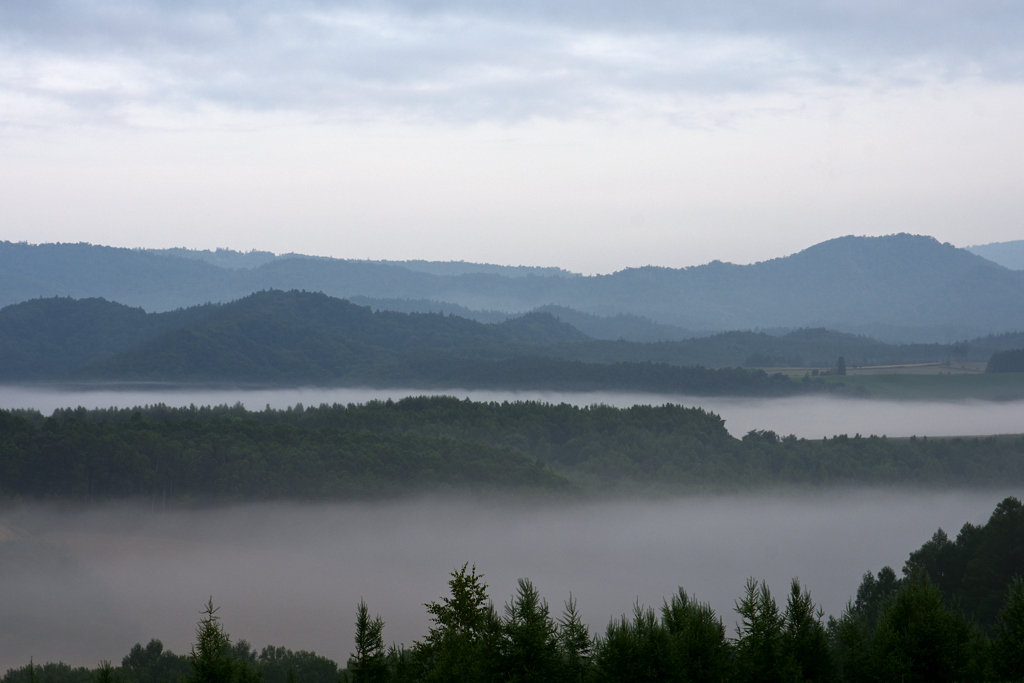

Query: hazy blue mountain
<box><xmin>544</xmin><ymin>327</ymin><xmax>1001</xmax><ymax>369</ymax></box>
<box><xmin>967</xmin><ymin>240</ymin><xmax>1024</xmax><ymax>270</ymax></box>
<box><xmin>533</xmin><ymin>304</ymin><xmax>695</xmax><ymax>342</ymax></box>
<box><xmin>348</xmin><ymin>298</ymin><xmax>695</xmax><ymax>342</ymax></box>
<box><xmin>370</xmin><ymin>259</ymin><xmax>579</xmax><ymax>278</ymax></box>
<box><xmin>8</xmin><ymin>293</ymin><xmax>1024</xmax><ymax>390</ymax></box>
<box><xmin>5</xmin><ymin>234</ymin><xmax>1024</xmax><ymax>342</ymax></box>
<box><xmin>149</xmin><ymin>248</ymin><xmax>579</xmax><ymax>277</ymax></box>
<box><xmin>62</xmin><ymin>291</ymin><xmax>815</xmax><ymax>395</ymax></box>
<box><xmin>348</xmin><ymin>296</ymin><xmax>514</xmax><ymax>324</ymax></box>
<box><xmin>0</xmin><ymin>297</ymin><xmax>214</xmax><ymax>380</ymax></box>
<box><xmin>149</xmin><ymin>247</ymin><xmax>280</xmax><ymax>269</ymax></box>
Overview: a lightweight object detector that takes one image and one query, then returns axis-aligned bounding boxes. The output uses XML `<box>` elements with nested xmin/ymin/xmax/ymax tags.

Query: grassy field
<box><xmin>822</xmin><ymin>372</ymin><xmax>1024</xmax><ymax>400</ymax></box>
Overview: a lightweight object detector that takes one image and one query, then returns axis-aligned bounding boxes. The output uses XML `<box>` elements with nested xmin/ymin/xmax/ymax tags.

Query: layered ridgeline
<box><xmin>0</xmin><ymin>291</ymin><xmax>840</xmax><ymax>395</ymax></box>
<box><xmin>5</xmin><ymin>499</ymin><xmax>1024</xmax><ymax>683</ymax></box>
<box><xmin>4</xmin><ymin>234</ymin><xmax>1024</xmax><ymax>341</ymax></box>
<box><xmin>3</xmin><ymin>292</ymin><xmax>1023</xmax><ymax>391</ymax></box>
<box><xmin>5</xmin><ymin>397</ymin><xmax>1024</xmax><ymax>500</ymax></box>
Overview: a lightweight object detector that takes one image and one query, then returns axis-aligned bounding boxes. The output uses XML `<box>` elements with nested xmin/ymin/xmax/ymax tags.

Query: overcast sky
<box><xmin>1</xmin><ymin>1</ymin><xmax>1022</xmax><ymax>273</ymax></box>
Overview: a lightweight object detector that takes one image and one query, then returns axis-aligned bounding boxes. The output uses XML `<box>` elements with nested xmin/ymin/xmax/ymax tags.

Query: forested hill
<box><xmin>4</xmin><ymin>234</ymin><xmax>1024</xmax><ymax>341</ymax></box>
<box><xmin>0</xmin><ymin>297</ymin><xmax>215</xmax><ymax>380</ymax></box>
<box><xmin>8</xmin><ymin>397</ymin><xmax>1024</xmax><ymax>498</ymax></box>
<box><xmin>4</xmin><ymin>293</ymin><xmax>1022</xmax><ymax>389</ymax></box>
<box><xmin>1</xmin><ymin>291</ymin><xmax>833</xmax><ymax>396</ymax></box>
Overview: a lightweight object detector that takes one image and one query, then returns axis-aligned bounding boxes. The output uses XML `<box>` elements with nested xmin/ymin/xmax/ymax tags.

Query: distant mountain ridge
<box><xmin>4</xmin><ymin>234</ymin><xmax>1024</xmax><ymax>341</ymax></box>
<box><xmin>4</xmin><ymin>293</ymin><xmax>1021</xmax><ymax>393</ymax></box>
<box><xmin>967</xmin><ymin>240</ymin><xmax>1024</xmax><ymax>271</ymax></box>
<box><xmin>0</xmin><ymin>291</ymin><xmax>830</xmax><ymax>396</ymax></box>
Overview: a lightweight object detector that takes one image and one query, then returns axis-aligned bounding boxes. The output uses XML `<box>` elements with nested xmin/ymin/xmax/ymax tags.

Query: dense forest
<box><xmin>4</xmin><ymin>498</ymin><xmax>1022</xmax><ymax>683</ymax></box>
<box><xmin>4</xmin><ymin>397</ymin><xmax>1024</xmax><ymax>500</ymax></box>
<box><xmin>987</xmin><ymin>348</ymin><xmax>1024</xmax><ymax>373</ymax></box>
<box><xmin>0</xmin><ymin>291</ymin><xmax>857</xmax><ymax>396</ymax></box>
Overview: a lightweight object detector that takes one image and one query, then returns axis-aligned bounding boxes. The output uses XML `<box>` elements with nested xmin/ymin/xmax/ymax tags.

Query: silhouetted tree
<box><xmin>559</xmin><ymin>595</ymin><xmax>593</xmax><ymax>683</ymax></box>
<box><xmin>661</xmin><ymin>588</ymin><xmax>730</xmax><ymax>683</ymax></box>
<box><xmin>733</xmin><ymin>579</ymin><xmax>783</xmax><ymax>683</ymax></box>
<box><xmin>500</xmin><ymin>579</ymin><xmax>562</xmax><ymax>682</ymax></box>
<box><xmin>349</xmin><ymin>600</ymin><xmax>387</xmax><ymax>683</ymax></box>
<box><xmin>993</xmin><ymin>577</ymin><xmax>1024</xmax><ymax>681</ymax></box>
<box><xmin>187</xmin><ymin>600</ymin><xmax>234</xmax><ymax>683</ymax></box>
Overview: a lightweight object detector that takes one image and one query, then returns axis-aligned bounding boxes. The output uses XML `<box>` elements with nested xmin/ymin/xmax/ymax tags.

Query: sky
<box><xmin>1</xmin><ymin>1</ymin><xmax>1023</xmax><ymax>274</ymax></box>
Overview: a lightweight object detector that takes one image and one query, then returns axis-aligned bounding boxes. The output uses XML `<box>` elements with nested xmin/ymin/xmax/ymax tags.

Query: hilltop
<box><xmin>3</xmin><ymin>234</ymin><xmax>1024</xmax><ymax>342</ymax></box>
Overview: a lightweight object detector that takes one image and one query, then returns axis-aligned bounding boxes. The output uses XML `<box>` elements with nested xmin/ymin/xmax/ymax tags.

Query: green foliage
<box><xmin>733</xmin><ymin>579</ymin><xmax>784</xmax><ymax>683</ymax></box>
<box><xmin>120</xmin><ymin>640</ymin><xmax>190</xmax><ymax>683</ymax></box>
<box><xmin>992</xmin><ymin>577</ymin><xmax>1024</xmax><ymax>681</ymax></box>
<box><xmin>5</xmin><ymin>400</ymin><xmax>1024</xmax><ymax>501</ymax></box>
<box><xmin>188</xmin><ymin>600</ymin><xmax>234</xmax><ymax>683</ymax></box>
<box><xmin>781</xmin><ymin>580</ymin><xmax>833</xmax><ymax>682</ymax></box>
<box><xmin>499</xmin><ymin>579</ymin><xmax>563</xmax><ymax>683</ymax></box>
<box><xmin>660</xmin><ymin>588</ymin><xmax>730</xmax><ymax>683</ymax></box>
<box><xmin>903</xmin><ymin>496</ymin><xmax>1024</xmax><ymax>628</ymax></box>
<box><xmin>256</xmin><ymin>647</ymin><xmax>337</xmax><ymax>683</ymax></box>
<box><xmin>417</xmin><ymin>563</ymin><xmax>499</xmax><ymax>683</ymax></box>
<box><xmin>869</xmin><ymin>574</ymin><xmax>984</xmax><ymax>683</ymax></box>
<box><xmin>349</xmin><ymin>601</ymin><xmax>387</xmax><ymax>683</ymax></box>
<box><xmin>595</xmin><ymin>604</ymin><xmax>676</xmax><ymax>683</ymax></box>
<box><xmin>558</xmin><ymin>596</ymin><xmax>593</xmax><ymax>683</ymax></box>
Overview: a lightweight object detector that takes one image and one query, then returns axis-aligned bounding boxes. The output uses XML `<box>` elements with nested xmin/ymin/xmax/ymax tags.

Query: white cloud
<box><xmin>2</xmin><ymin>1</ymin><xmax>1022</xmax><ymax>127</ymax></box>
<box><xmin>1</xmin><ymin>1</ymin><xmax>1023</xmax><ymax>269</ymax></box>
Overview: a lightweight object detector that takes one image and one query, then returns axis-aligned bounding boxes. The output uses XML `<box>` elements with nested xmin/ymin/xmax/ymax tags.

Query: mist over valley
<box><xmin>6</xmin><ymin>1</ymin><xmax>1024</xmax><ymax>676</ymax></box>
<box><xmin>1</xmin><ymin>491</ymin><xmax>1018</xmax><ymax>672</ymax></box>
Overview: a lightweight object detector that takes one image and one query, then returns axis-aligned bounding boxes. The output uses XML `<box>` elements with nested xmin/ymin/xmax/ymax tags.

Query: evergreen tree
<box><xmin>660</xmin><ymin>588</ymin><xmax>729</xmax><ymax>683</ymax></box>
<box><xmin>781</xmin><ymin>580</ymin><xmax>833</xmax><ymax>683</ymax></box>
<box><xmin>869</xmin><ymin>574</ymin><xmax>981</xmax><ymax>683</ymax></box>
<box><xmin>993</xmin><ymin>577</ymin><xmax>1024</xmax><ymax>681</ymax></box>
<box><xmin>594</xmin><ymin>603</ymin><xmax>676</xmax><ymax>683</ymax></box>
<box><xmin>733</xmin><ymin>579</ymin><xmax>783</xmax><ymax>683</ymax></box>
<box><xmin>500</xmin><ymin>579</ymin><xmax>562</xmax><ymax>683</ymax></box>
<box><xmin>417</xmin><ymin>563</ymin><xmax>497</xmax><ymax>683</ymax></box>
<box><xmin>187</xmin><ymin>600</ymin><xmax>235</xmax><ymax>683</ymax></box>
<box><xmin>559</xmin><ymin>595</ymin><xmax>593</xmax><ymax>683</ymax></box>
<box><xmin>349</xmin><ymin>600</ymin><xmax>387</xmax><ymax>683</ymax></box>
<box><xmin>96</xmin><ymin>661</ymin><xmax>115</xmax><ymax>683</ymax></box>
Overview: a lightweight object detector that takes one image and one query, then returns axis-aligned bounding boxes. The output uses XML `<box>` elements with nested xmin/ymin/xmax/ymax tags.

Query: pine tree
<box><xmin>781</xmin><ymin>579</ymin><xmax>833</xmax><ymax>683</ymax></box>
<box><xmin>661</xmin><ymin>588</ymin><xmax>729</xmax><ymax>683</ymax></box>
<box><xmin>559</xmin><ymin>595</ymin><xmax>593</xmax><ymax>683</ymax></box>
<box><xmin>734</xmin><ymin>579</ymin><xmax>784</xmax><ymax>683</ymax></box>
<box><xmin>350</xmin><ymin>600</ymin><xmax>387</xmax><ymax>683</ymax></box>
<box><xmin>993</xmin><ymin>577</ymin><xmax>1024</xmax><ymax>681</ymax></box>
<box><xmin>501</xmin><ymin>579</ymin><xmax>562</xmax><ymax>683</ymax></box>
<box><xmin>187</xmin><ymin>599</ymin><xmax>235</xmax><ymax>683</ymax></box>
<box><xmin>96</xmin><ymin>661</ymin><xmax>116</xmax><ymax>683</ymax></box>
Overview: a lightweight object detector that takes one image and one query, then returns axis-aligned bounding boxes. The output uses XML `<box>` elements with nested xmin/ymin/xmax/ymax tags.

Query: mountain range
<box><xmin>0</xmin><ymin>291</ymin><xmax>826</xmax><ymax>396</ymax></box>
<box><xmin>3</xmin><ymin>234</ymin><xmax>1024</xmax><ymax>342</ymax></box>
<box><xmin>3</xmin><ymin>290</ymin><xmax>1023</xmax><ymax>394</ymax></box>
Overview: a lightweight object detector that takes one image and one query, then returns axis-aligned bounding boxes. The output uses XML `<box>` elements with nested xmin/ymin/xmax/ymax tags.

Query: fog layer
<box><xmin>2</xmin><ymin>386</ymin><xmax>1022</xmax><ymax>439</ymax></box>
<box><xmin>1</xmin><ymin>491</ymin><xmax>1018</xmax><ymax>671</ymax></box>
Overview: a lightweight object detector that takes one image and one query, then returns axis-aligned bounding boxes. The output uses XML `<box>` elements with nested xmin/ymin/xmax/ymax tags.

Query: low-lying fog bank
<box><xmin>2</xmin><ymin>385</ymin><xmax>1024</xmax><ymax>439</ymax></box>
<box><xmin>1</xmin><ymin>490</ymin><xmax>1018</xmax><ymax>671</ymax></box>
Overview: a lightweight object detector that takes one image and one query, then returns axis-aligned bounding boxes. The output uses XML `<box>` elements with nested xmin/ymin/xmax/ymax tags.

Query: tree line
<box><xmin>4</xmin><ymin>498</ymin><xmax>1023</xmax><ymax>683</ymax></box>
<box><xmin>5</xmin><ymin>397</ymin><xmax>1024</xmax><ymax>500</ymax></box>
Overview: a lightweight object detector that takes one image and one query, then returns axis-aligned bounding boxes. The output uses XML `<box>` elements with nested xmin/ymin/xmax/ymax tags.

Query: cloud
<box><xmin>1</xmin><ymin>0</ymin><xmax>1022</xmax><ymax>128</ymax></box>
